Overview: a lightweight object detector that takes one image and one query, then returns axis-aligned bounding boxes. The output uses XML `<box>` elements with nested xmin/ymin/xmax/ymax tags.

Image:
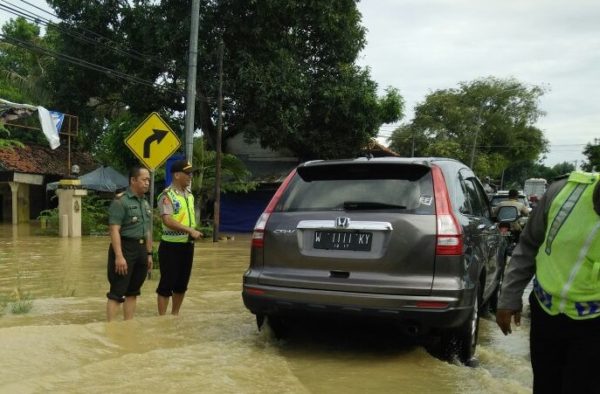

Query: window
<box><xmin>277</xmin><ymin>164</ymin><xmax>435</xmax><ymax>214</ymax></box>
<box><xmin>463</xmin><ymin>178</ymin><xmax>484</xmax><ymax>217</ymax></box>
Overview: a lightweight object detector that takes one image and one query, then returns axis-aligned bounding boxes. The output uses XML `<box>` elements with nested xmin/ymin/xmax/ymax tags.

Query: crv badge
<box><xmin>335</xmin><ymin>217</ymin><xmax>350</xmax><ymax>228</ymax></box>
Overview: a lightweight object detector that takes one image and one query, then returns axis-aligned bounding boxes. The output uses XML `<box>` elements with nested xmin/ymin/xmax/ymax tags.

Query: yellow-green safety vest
<box><xmin>534</xmin><ymin>171</ymin><xmax>600</xmax><ymax>319</ymax></box>
<box><xmin>159</xmin><ymin>187</ymin><xmax>196</xmax><ymax>243</ymax></box>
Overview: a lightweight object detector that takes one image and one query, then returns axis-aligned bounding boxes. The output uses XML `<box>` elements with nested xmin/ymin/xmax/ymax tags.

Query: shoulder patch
<box><xmin>115</xmin><ymin>192</ymin><xmax>125</xmax><ymax>199</ymax></box>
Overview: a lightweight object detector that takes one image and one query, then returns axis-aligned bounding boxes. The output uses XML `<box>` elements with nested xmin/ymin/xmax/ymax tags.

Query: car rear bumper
<box><xmin>242</xmin><ymin>283</ymin><xmax>475</xmax><ymax>331</ymax></box>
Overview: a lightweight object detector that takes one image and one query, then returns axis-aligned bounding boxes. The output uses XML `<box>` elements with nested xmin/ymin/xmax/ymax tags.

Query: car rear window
<box><xmin>490</xmin><ymin>196</ymin><xmax>528</xmax><ymax>207</ymax></box>
<box><xmin>275</xmin><ymin>163</ymin><xmax>435</xmax><ymax>214</ymax></box>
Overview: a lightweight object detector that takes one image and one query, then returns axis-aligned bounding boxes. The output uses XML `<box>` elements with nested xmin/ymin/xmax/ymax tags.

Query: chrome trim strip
<box><xmin>296</xmin><ymin>220</ymin><xmax>393</xmax><ymax>231</ymax></box>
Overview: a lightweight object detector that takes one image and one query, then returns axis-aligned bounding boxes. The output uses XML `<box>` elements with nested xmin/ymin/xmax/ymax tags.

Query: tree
<box><xmin>43</xmin><ymin>0</ymin><xmax>403</xmax><ymax>159</ymax></box>
<box><xmin>0</xmin><ymin>17</ymin><xmax>56</xmax><ymax>147</ymax></box>
<box><xmin>389</xmin><ymin>77</ymin><xmax>548</xmax><ymax>177</ymax></box>
<box><xmin>191</xmin><ymin>137</ymin><xmax>255</xmax><ymax>223</ymax></box>
<box><xmin>582</xmin><ymin>138</ymin><xmax>600</xmax><ymax>172</ymax></box>
<box><xmin>0</xmin><ymin>17</ymin><xmax>54</xmax><ymax>106</ymax></box>
<box><xmin>500</xmin><ymin>160</ymin><xmax>575</xmax><ymax>189</ymax></box>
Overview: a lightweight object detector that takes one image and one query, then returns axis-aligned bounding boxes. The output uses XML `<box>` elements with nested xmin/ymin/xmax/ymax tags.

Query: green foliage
<box><xmin>389</xmin><ymin>77</ymin><xmax>549</xmax><ymax>176</ymax></box>
<box><xmin>93</xmin><ymin>112</ymin><xmax>148</xmax><ymax>172</ymax></box>
<box><xmin>1</xmin><ymin>275</ymin><xmax>34</xmax><ymax>315</ymax></box>
<box><xmin>497</xmin><ymin>160</ymin><xmax>576</xmax><ymax>189</ymax></box>
<box><xmin>0</xmin><ymin>125</ymin><xmax>25</xmax><ymax>149</ymax></box>
<box><xmin>582</xmin><ymin>138</ymin><xmax>600</xmax><ymax>172</ymax></box>
<box><xmin>41</xmin><ymin>0</ymin><xmax>403</xmax><ymax>159</ymax></box>
<box><xmin>10</xmin><ymin>297</ymin><xmax>33</xmax><ymax>315</ymax></box>
<box><xmin>0</xmin><ymin>17</ymin><xmax>54</xmax><ymax>106</ymax></box>
<box><xmin>192</xmin><ymin>137</ymin><xmax>256</xmax><ymax>199</ymax></box>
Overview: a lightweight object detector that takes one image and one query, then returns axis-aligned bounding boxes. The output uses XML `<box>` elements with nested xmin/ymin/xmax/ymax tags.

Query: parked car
<box><xmin>242</xmin><ymin>157</ymin><xmax>507</xmax><ymax>364</ymax></box>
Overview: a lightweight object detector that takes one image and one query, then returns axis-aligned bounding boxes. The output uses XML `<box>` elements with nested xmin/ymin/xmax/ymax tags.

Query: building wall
<box><xmin>0</xmin><ymin>183</ymin><xmax>9</xmax><ymax>221</ymax></box>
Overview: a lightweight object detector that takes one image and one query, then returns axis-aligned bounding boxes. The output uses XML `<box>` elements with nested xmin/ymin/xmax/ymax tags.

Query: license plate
<box><xmin>313</xmin><ymin>231</ymin><xmax>372</xmax><ymax>251</ymax></box>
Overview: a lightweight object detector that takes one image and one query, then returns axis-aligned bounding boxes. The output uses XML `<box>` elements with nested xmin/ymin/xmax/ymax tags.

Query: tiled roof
<box><xmin>363</xmin><ymin>140</ymin><xmax>400</xmax><ymax>157</ymax></box>
<box><xmin>0</xmin><ymin>144</ymin><xmax>97</xmax><ymax>177</ymax></box>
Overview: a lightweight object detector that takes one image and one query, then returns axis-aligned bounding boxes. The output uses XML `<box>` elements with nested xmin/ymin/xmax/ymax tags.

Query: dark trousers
<box><xmin>530</xmin><ymin>293</ymin><xmax>600</xmax><ymax>394</ymax></box>
<box><xmin>156</xmin><ymin>241</ymin><xmax>194</xmax><ymax>297</ymax></box>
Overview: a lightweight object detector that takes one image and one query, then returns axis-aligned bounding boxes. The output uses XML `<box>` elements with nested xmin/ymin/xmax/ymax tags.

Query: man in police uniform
<box><xmin>496</xmin><ymin>171</ymin><xmax>600</xmax><ymax>393</ymax></box>
<box><xmin>156</xmin><ymin>160</ymin><xmax>202</xmax><ymax>316</ymax></box>
<box><xmin>106</xmin><ymin>165</ymin><xmax>153</xmax><ymax>321</ymax></box>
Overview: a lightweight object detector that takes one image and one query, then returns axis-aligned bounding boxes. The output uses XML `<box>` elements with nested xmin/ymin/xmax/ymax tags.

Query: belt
<box><xmin>121</xmin><ymin>237</ymin><xmax>146</xmax><ymax>244</ymax></box>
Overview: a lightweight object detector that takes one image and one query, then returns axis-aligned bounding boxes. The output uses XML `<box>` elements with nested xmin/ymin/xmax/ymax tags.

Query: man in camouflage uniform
<box><xmin>106</xmin><ymin>165</ymin><xmax>153</xmax><ymax>321</ymax></box>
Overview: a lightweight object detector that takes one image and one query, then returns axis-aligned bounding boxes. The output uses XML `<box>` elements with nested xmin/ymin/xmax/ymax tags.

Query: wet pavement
<box><xmin>0</xmin><ymin>223</ymin><xmax>532</xmax><ymax>393</ymax></box>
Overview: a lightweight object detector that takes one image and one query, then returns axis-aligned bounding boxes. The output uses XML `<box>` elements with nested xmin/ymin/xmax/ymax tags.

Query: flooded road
<box><xmin>0</xmin><ymin>224</ymin><xmax>532</xmax><ymax>393</ymax></box>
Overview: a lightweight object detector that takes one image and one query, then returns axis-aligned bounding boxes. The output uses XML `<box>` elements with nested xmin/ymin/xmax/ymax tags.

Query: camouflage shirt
<box><xmin>108</xmin><ymin>187</ymin><xmax>152</xmax><ymax>239</ymax></box>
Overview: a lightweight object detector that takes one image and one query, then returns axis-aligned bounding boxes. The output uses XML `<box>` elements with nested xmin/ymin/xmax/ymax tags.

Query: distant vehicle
<box><xmin>242</xmin><ymin>157</ymin><xmax>508</xmax><ymax>364</ymax></box>
<box><xmin>523</xmin><ymin>178</ymin><xmax>547</xmax><ymax>199</ymax></box>
<box><xmin>489</xmin><ymin>190</ymin><xmax>531</xmax><ymax>212</ymax></box>
<box><xmin>489</xmin><ymin>190</ymin><xmax>530</xmax><ymax>229</ymax></box>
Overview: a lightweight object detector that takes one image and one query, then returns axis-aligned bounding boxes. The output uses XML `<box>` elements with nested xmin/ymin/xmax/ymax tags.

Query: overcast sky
<box><xmin>1</xmin><ymin>1</ymin><xmax>597</xmax><ymax>167</ymax></box>
<box><xmin>357</xmin><ymin>0</ymin><xmax>599</xmax><ymax>167</ymax></box>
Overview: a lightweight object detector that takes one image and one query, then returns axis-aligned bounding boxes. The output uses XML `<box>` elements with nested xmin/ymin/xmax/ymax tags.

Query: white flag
<box><xmin>37</xmin><ymin>106</ymin><xmax>60</xmax><ymax>149</ymax></box>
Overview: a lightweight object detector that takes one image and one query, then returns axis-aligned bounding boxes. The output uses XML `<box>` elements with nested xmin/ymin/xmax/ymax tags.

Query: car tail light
<box><xmin>251</xmin><ymin>169</ymin><xmax>297</xmax><ymax>249</ymax></box>
<box><xmin>431</xmin><ymin>165</ymin><xmax>463</xmax><ymax>255</ymax></box>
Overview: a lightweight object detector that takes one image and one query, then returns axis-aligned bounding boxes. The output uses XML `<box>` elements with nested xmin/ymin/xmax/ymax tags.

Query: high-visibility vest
<box><xmin>159</xmin><ymin>187</ymin><xmax>196</xmax><ymax>243</ymax></box>
<box><xmin>534</xmin><ymin>171</ymin><xmax>600</xmax><ymax>319</ymax></box>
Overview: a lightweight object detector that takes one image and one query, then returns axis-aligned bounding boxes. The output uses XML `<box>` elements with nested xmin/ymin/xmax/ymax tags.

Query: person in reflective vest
<box><xmin>496</xmin><ymin>171</ymin><xmax>600</xmax><ymax>393</ymax></box>
<box><xmin>156</xmin><ymin>160</ymin><xmax>203</xmax><ymax>315</ymax></box>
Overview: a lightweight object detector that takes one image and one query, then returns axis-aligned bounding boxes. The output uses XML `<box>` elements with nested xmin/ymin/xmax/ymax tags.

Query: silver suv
<box><xmin>242</xmin><ymin>157</ymin><xmax>505</xmax><ymax>363</ymax></box>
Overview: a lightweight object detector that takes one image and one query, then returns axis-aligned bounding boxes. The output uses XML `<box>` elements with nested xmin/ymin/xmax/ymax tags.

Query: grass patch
<box><xmin>1</xmin><ymin>288</ymin><xmax>34</xmax><ymax>315</ymax></box>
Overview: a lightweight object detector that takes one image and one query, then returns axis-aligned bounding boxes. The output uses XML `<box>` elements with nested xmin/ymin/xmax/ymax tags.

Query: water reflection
<box><xmin>0</xmin><ymin>224</ymin><xmax>532</xmax><ymax>393</ymax></box>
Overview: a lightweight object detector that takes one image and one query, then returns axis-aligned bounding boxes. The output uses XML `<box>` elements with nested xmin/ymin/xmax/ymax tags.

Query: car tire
<box><xmin>266</xmin><ymin>315</ymin><xmax>289</xmax><ymax>339</ymax></box>
<box><xmin>441</xmin><ymin>290</ymin><xmax>480</xmax><ymax>365</ymax></box>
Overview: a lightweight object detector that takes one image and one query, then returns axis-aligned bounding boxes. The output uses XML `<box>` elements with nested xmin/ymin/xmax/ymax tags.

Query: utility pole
<box><xmin>184</xmin><ymin>0</ymin><xmax>200</xmax><ymax>163</ymax></box>
<box><xmin>470</xmin><ymin>100</ymin><xmax>488</xmax><ymax>169</ymax></box>
<box><xmin>212</xmin><ymin>40</ymin><xmax>224</xmax><ymax>242</ymax></box>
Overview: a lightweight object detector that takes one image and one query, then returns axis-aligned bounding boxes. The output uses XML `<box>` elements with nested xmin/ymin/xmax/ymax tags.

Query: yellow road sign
<box><xmin>125</xmin><ymin>112</ymin><xmax>181</xmax><ymax>170</ymax></box>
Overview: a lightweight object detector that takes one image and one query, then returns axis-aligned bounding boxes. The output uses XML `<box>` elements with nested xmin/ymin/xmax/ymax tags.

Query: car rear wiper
<box><xmin>343</xmin><ymin>201</ymin><xmax>407</xmax><ymax>210</ymax></box>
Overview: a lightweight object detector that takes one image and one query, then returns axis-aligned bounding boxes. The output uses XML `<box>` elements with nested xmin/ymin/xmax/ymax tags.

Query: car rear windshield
<box><xmin>490</xmin><ymin>196</ymin><xmax>528</xmax><ymax>207</ymax></box>
<box><xmin>275</xmin><ymin>163</ymin><xmax>435</xmax><ymax>214</ymax></box>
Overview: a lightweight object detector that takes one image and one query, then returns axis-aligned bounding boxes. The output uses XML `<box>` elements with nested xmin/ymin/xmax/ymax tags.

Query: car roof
<box><xmin>300</xmin><ymin>157</ymin><xmax>466</xmax><ymax>168</ymax></box>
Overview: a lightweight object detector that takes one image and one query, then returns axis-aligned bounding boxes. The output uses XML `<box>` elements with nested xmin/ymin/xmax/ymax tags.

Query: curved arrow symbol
<box><xmin>143</xmin><ymin>129</ymin><xmax>168</xmax><ymax>158</ymax></box>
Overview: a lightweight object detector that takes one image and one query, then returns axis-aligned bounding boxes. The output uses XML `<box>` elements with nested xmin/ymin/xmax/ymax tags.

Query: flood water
<box><xmin>0</xmin><ymin>223</ymin><xmax>532</xmax><ymax>393</ymax></box>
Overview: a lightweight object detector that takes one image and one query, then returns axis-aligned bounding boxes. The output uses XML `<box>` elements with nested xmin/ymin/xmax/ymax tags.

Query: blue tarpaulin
<box><xmin>219</xmin><ymin>188</ymin><xmax>276</xmax><ymax>232</ymax></box>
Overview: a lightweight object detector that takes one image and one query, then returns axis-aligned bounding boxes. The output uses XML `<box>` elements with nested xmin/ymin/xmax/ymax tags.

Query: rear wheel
<box><xmin>441</xmin><ymin>291</ymin><xmax>480</xmax><ymax>365</ymax></box>
<box><xmin>266</xmin><ymin>315</ymin><xmax>289</xmax><ymax>339</ymax></box>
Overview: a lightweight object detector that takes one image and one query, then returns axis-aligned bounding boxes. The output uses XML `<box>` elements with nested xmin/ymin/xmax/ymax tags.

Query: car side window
<box><xmin>463</xmin><ymin>178</ymin><xmax>484</xmax><ymax>217</ymax></box>
<box><xmin>473</xmin><ymin>180</ymin><xmax>492</xmax><ymax>218</ymax></box>
<box><xmin>454</xmin><ymin>177</ymin><xmax>471</xmax><ymax>215</ymax></box>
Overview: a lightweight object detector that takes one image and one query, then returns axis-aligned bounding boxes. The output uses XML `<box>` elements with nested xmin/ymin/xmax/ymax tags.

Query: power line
<box><xmin>0</xmin><ymin>32</ymin><xmax>184</xmax><ymax>95</ymax></box>
<box><xmin>17</xmin><ymin>0</ymin><xmax>56</xmax><ymax>19</ymax></box>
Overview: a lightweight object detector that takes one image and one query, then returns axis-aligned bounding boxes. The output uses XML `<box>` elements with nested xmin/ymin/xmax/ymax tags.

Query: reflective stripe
<box><xmin>545</xmin><ymin>183</ymin><xmax>588</xmax><ymax>255</ymax></box>
<box><xmin>535</xmin><ymin>278</ymin><xmax>600</xmax><ymax>317</ymax></box>
<box><xmin>163</xmin><ymin>230</ymin><xmax>188</xmax><ymax>236</ymax></box>
<box><xmin>558</xmin><ymin>221</ymin><xmax>600</xmax><ymax>313</ymax></box>
<box><xmin>575</xmin><ymin>301</ymin><xmax>600</xmax><ymax>317</ymax></box>
<box><xmin>533</xmin><ymin>278</ymin><xmax>553</xmax><ymax>309</ymax></box>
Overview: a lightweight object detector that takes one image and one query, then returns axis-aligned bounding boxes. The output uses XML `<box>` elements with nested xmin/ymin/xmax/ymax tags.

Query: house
<box><xmin>219</xmin><ymin>135</ymin><xmax>399</xmax><ymax>232</ymax></box>
<box><xmin>0</xmin><ymin>144</ymin><xmax>96</xmax><ymax>223</ymax></box>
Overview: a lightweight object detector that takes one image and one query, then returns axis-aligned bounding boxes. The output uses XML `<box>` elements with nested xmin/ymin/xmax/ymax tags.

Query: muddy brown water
<box><xmin>0</xmin><ymin>223</ymin><xmax>532</xmax><ymax>393</ymax></box>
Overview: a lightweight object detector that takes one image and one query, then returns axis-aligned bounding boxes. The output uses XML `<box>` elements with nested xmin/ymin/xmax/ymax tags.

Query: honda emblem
<box><xmin>335</xmin><ymin>217</ymin><xmax>350</xmax><ymax>228</ymax></box>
